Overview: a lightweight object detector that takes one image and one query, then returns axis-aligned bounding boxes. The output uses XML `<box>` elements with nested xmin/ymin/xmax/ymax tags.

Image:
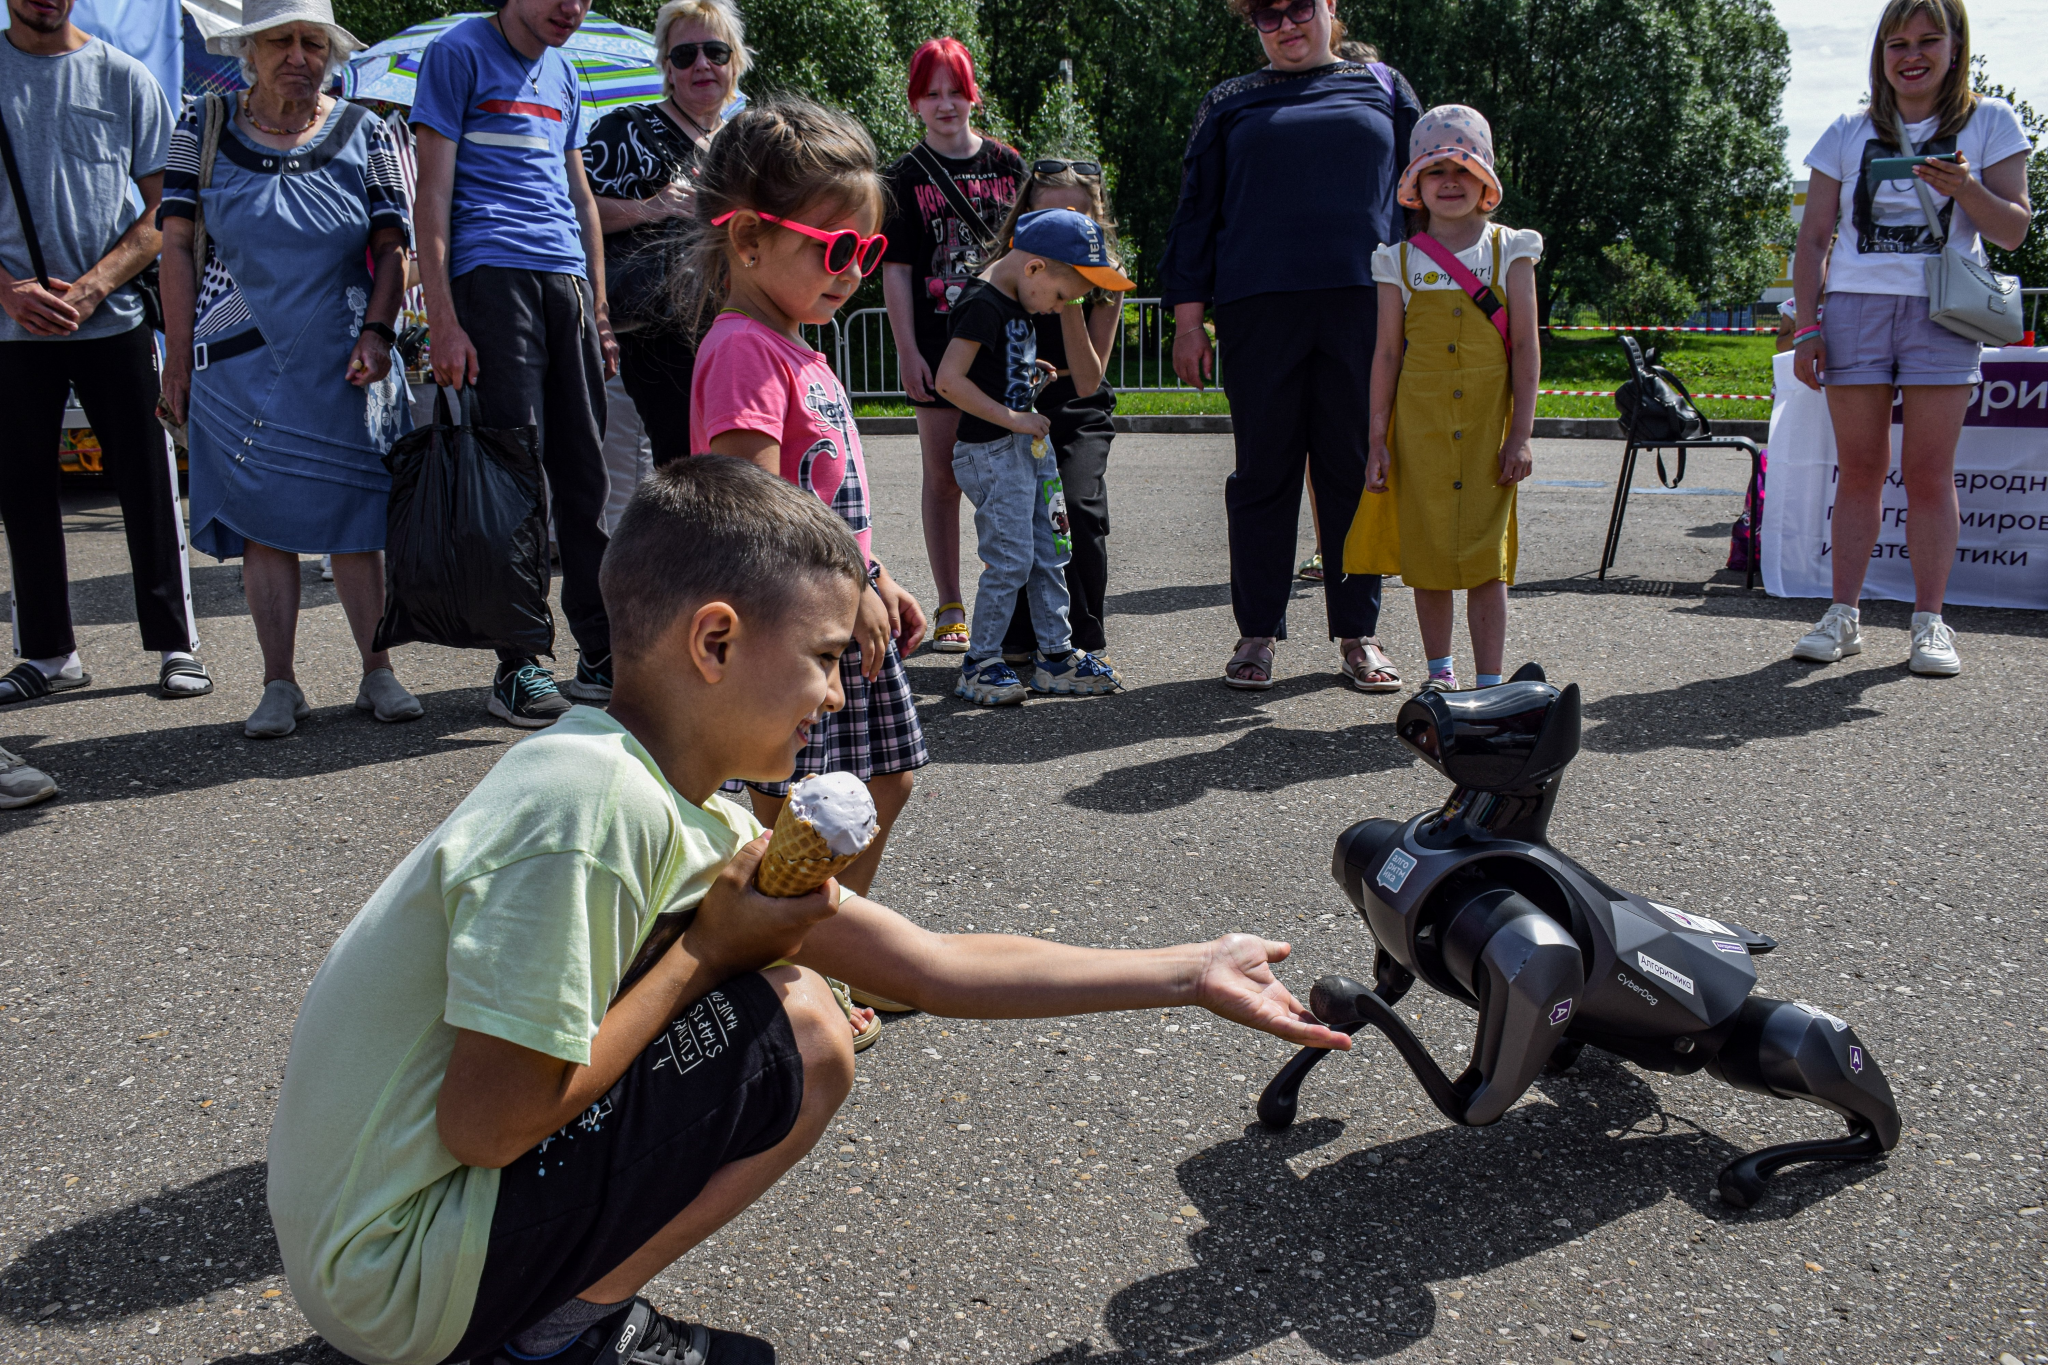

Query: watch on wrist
<box><xmin>361</xmin><ymin>320</ymin><xmax>397</xmax><ymax>346</ymax></box>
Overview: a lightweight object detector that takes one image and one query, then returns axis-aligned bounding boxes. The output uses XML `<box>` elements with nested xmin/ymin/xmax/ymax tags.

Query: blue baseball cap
<box><xmin>1012</xmin><ymin>208</ymin><xmax>1135</xmax><ymax>291</ymax></box>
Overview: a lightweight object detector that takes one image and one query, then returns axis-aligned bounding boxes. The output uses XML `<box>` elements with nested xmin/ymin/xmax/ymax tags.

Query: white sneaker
<box><xmin>1909</xmin><ymin>612</ymin><xmax>1961</xmax><ymax>676</ymax></box>
<box><xmin>1792</xmin><ymin>603</ymin><xmax>1862</xmax><ymax>663</ymax></box>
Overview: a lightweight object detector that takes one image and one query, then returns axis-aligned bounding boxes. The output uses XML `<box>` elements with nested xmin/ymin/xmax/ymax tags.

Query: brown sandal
<box><xmin>1339</xmin><ymin>638</ymin><xmax>1402</xmax><ymax>693</ymax></box>
<box><xmin>1223</xmin><ymin>637</ymin><xmax>1276</xmax><ymax>690</ymax></box>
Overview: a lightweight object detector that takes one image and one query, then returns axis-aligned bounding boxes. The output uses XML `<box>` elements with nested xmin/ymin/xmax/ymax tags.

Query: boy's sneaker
<box><xmin>0</xmin><ymin>745</ymin><xmax>58</xmax><ymax>809</ymax></box>
<box><xmin>1909</xmin><ymin>611</ymin><xmax>1961</xmax><ymax>676</ymax></box>
<box><xmin>955</xmin><ymin>658</ymin><xmax>1028</xmax><ymax>706</ymax></box>
<box><xmin>489</xmin><ymin>660</ymin><xmax>572</xmax><ymax>729</ymax></box>
<box><xmin>1792</xmin><ymin>603</ymin><xmax>1862</xmax><ymax>663</ymax></box>
<box><xmin>485</xmin><ymin>1298</ymin><xmax>774</xmax><ymax>1365</ymax></box>
<box><xmin>563</xmin><ymin>652</ymin><xmax>613</xmax><ymax>702</ymax></box>
<box><xmin>1031</xmin><ymin>649</ymin><xmax>1122</xmax><ymax>696</ymax></box>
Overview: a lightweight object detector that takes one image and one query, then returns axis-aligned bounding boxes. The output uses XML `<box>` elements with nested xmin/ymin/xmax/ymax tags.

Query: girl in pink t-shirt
<box><xmin>683</xmin><ymin>99</ymin><xmax>928</xmax><ymax>1022</ymax></box>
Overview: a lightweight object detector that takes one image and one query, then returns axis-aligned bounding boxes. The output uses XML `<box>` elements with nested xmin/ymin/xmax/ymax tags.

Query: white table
<box><xmin>1762</xmin><ymin>347</ymin><xmax>2048</xmax><ymax>610</ymax></box>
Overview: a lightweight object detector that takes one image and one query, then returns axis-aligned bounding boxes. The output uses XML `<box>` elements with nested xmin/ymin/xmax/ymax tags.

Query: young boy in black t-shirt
<box><xmin>934</xmin><ymin>209</ymin><xmax>1133</xmax><ymax>706</ymax></box>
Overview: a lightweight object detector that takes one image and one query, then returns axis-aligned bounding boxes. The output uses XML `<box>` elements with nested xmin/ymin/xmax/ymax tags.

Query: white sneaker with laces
<box><xmin>1909</xmin><ymin>611</ymin><xmax>1960</xmax><ymax>676</ymax></box>
<box><xmin>1792</xmin><ymin>603</ymin><xmax>1862</xmax><ymax>663</ymax></box>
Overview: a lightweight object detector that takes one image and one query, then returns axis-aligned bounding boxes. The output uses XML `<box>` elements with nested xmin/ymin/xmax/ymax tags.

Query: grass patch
<box><xmin>854</xmin><ymin>331</ymin><xmax>1780</xmax><ymax>423</ymax></box>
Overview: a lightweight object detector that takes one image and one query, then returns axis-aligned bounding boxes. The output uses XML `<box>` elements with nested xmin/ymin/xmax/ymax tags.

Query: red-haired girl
<box><xmin>879</xmin><ymin>36</ymin><xmax>1025</xmax><ymax>655</ymax></box>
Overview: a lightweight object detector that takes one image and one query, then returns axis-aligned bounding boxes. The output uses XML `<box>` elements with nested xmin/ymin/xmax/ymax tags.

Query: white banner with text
<box><xmin>1764</xmin><ymin>348</ymin><xmax>2048</xmax><ymax>610</ymax></box>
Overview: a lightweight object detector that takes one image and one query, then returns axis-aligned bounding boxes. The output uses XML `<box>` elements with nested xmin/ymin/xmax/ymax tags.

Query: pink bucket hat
<box><xmin>1397</xmin><ymin>104</ymin><xmax>1503</xmax><ymax>212</ymax></box>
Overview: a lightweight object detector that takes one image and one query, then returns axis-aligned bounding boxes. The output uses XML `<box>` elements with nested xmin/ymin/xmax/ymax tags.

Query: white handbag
<box><xmin>1895</xmin><ymin>115</ymin><xmax>2024</xmax><ymax>346</ymax></box>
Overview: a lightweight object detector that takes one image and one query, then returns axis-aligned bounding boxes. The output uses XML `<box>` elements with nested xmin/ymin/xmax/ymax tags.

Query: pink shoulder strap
<box><xmin>1407</xmin><ymin>229</ymin><xmax>1511</xmax><ymax>360</ymax></box>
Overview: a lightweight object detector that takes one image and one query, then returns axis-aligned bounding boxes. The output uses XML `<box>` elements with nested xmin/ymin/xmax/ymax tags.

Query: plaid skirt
<box><xmin>727</xmin><ymin>640</ymin><xmax>927</xmax><ymax>799</ymax></box>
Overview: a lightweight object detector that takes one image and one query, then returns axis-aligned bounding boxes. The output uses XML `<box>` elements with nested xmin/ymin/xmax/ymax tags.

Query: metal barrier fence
<box><xmin>812</xmin><ymin>299</ymin><xmax>1218</xmax><ymax>400</ymax></box>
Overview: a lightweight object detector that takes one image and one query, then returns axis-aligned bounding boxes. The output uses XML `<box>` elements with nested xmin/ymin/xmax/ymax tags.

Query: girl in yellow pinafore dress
<box><xmin>1344</xmin><ymin>104</ymin><xmax>1541</xmax><ymax>692</ymax></box>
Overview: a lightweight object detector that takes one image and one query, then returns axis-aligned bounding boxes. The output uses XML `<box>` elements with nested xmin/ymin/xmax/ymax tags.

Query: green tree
<box><xmin>1972</xmin><ymin>57</ymin><xmax>2046</xmax><ymax>292</ymax></box>
<box><xmin>1589</xmin><ymin>240</ymin><xmax>1699</xmax><ymax>325</ymax></box>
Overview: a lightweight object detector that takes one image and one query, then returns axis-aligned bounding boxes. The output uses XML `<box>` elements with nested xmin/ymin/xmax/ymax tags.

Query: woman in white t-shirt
<box><xmin>1787</xmin><ymin>0</ymin><xmax>2032</xmax><ymax>677</ymax></box>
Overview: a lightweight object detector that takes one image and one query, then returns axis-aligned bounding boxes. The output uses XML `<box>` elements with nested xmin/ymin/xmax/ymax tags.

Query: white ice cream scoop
<box><xmin>786</xmin><ymin>772</ymin><xmax>878</xmax><ymax>856</ymax></box>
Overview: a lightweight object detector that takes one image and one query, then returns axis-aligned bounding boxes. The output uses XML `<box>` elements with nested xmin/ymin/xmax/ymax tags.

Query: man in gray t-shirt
<box><xmin>0</xmin><ymin>0</ymin><xmax>211</xmax><ymax>708</ymax></box>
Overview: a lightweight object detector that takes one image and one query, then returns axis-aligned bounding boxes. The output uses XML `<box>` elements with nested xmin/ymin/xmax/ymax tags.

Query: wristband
<box><xmin>361</xmin><ymin>320</ymin><xmax>397</xmax><ymax>345</ymax></box>
<box><xmin>1792</xmin><ymin>324</ymin><xmax>1822</xmax><ymax>343</ymax></box>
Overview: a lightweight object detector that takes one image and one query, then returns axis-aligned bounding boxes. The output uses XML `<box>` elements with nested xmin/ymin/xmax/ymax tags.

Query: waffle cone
<box><xmin>755</xmin><ymin>798</ymin><xmax>867</xmax><ymax>897</ymax></box>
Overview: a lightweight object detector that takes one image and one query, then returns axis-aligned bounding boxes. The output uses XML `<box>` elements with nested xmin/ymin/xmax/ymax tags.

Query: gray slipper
<box><xmin>355</xmin><ymin>667</ymin><xmax>423</xmax><ymax>722</ymax></box>
<box><xmin>245</xmin><ymin>679</ymin><xmax>310</xmax><ymax>739</ymax></box>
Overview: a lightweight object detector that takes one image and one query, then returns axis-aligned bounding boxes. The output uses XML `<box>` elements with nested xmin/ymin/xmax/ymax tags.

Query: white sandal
<box><xmin>1339</xmin><ymin>638</ymin><xmax>1402</xmax><ymax>693</ymax></box>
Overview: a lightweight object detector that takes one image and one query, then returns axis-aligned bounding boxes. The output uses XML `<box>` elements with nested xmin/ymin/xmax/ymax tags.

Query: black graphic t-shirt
<box><xmin>947</xmin><ymin>278</ymin><xmax>1039</xmax><ymax>444</ymax></box>
<box><xmin>585</xmin><ymin>102</ymin><xmax>704</xmax><ymax>262</ymax></box>
<box><xmin>881</xmin><ymin>138</ymin><xmax>1025</xmax><ymax>354</ymax></box>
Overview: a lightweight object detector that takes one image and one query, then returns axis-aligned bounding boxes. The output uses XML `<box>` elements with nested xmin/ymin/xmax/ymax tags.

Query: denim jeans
<box><xmin>952</xmin><ymin>431</ymin><xmax>1073</xmax><ymax>662</ymax></box>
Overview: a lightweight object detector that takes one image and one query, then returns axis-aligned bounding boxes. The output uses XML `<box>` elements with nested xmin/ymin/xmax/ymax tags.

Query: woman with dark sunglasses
<box><xmin>585</xmin><ymin>0</ymin><xmax>747</xmax><ymax>466</ymax></box>
<box><xmin>1160</xmin><ymin>0</ymin><xmax>1421</xmax><ymax>692</ymax></box>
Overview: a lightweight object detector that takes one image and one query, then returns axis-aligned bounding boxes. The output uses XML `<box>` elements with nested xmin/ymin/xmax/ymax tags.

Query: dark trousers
<box><xmin>1005</xmin><ymin>383</ymin><xmax>1113</xmax><ymax>654</ymax></box>
<box><xmin>1214</xmin><ymin>286</ymin><xmax>1383</xmax><ymax>641</ymax></box>
<box><xmin>617</xmin><ymin>326</ymin><xmax>695</xmax><ymax>467</ymax></box>
<box><xmin>452</xmin><ymin>266</ymin><xmax>611</xmax><ymax>664</ymax></box>
<box><xmin>0</xmin><ymin>325</ymin><xmax>193</xmax><ymax>657</ymax></box>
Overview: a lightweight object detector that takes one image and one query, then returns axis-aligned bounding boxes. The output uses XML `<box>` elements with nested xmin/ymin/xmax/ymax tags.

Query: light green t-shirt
<box><xmin>266</xmin><ymin>707</ymin><xmax>763</xmax><ymax>1365</ymax></box>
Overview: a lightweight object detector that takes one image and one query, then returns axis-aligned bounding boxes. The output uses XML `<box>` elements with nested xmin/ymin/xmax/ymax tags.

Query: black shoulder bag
<box><xmin>0</xmin><ymin>102</ymin><xmax>164</xmax><ymax>331</ymax></box>
<box><xmin>909</xmin><ymin>140</ymin><xmax>1001</xmax><ymax>256</ymax></box>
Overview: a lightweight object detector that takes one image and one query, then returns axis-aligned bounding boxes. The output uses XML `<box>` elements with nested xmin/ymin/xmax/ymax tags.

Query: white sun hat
<box><xmin>203</xmin><ymin>0</ymin><xmax>362</xmax><ymax>59</ymax></box>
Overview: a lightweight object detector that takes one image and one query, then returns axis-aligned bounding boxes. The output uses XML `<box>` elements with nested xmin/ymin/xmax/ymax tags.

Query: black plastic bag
<box><xmin>372</xmin><ymin>385</ymin><xmax>554</xmax><ymax>657</ymax></box>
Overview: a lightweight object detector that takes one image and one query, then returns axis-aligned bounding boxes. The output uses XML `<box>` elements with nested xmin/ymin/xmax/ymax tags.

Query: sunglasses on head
<box><xmin>1033</xmin><ymin>158</ymin><xmax>1103</xmax><ymax>179</ymax></box>
<box><xmin>1249</xmin><ymin>0</ymin><xmax>1318</xmax><ymax>32</ymax></box>
<box><xmin>710</xmin><ymin>211</ymin><xmax>888</xmax><ymax>276</ymax></box>
<box><xmin>667</xmin><ymin>40</ymin><xmax>733</xmax><ymax>67</ymax></box>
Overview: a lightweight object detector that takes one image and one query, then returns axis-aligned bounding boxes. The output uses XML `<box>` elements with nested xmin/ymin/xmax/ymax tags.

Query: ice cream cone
<box><xmin>755</xmin><ymin>775</ymin><xmax>877</xmax><ymax>897</ymax></box>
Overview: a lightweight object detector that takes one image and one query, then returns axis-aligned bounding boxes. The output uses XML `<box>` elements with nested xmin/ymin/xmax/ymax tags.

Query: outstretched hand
<box><xmin>1193</xmin><ymin>934</ymin><xmax>1353</xmax><ymax>1050</ymax></box>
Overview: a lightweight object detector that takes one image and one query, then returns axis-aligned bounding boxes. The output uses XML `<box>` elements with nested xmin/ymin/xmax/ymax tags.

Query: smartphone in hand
<box><xmin>1868</xmin><ymin>153</ymin><xmax>1958</xmax><ymax>183</ymax></box>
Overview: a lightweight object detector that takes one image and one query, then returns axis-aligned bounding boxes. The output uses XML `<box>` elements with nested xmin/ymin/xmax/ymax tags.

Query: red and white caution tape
<box><xmin>1549</xmin><ymin>324</ymin><xmax>1773</xmax><ymax>334</ymax></box>
<box><xmin>1539</xmin><ymin>388</ymin><xmax>1770</xmax><ymax>401</ymax></box>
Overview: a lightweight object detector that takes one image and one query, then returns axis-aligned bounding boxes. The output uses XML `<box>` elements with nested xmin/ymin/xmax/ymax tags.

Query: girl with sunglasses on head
<box><xmin>988</xmin><ymin>157</ymin><xmax>1128</xmax><ymax>674</ymax></box>
<box><xmin>586</xmin><ymin>0</ymin><xmax>747</xmax><ymax>469</ymax></box>
<box><xmin>681</xmin><ymin>96</ymin><xmax>930</xmax><ymax>1036</ymax></box>
<box><xmin>879</xmin><ymin>37</ymin><xmax>1027</xmax><ymax>656</ymax></box>
<box><xmin>1159</xmin><ymin>0</ymin><xmax>1421</xmax><ymax>693</ymax></box>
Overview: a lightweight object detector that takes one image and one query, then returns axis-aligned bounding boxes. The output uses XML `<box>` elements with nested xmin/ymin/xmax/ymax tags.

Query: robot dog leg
<box><xmin>1258</xmin><ymin>664</ymin><xmax>1901</xmax><ymax>1206</ymax></box>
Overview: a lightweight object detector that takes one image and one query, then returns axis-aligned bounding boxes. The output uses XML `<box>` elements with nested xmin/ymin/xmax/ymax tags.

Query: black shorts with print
<box><xmin>443</xmin><ymin>972</ymin><xmax>804</xmax><ymax>1360</ymax></box>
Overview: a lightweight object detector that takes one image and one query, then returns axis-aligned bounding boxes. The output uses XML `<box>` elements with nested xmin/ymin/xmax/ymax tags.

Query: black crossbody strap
<box><xmin>0</xmin><ymin>104</ymin><xmax>50</xmax><ymax>287</ymax></box>
<box><xmin>910</xmin><ymin>141</ymin><xmax>999</xmax><ymax>254</ymax></box>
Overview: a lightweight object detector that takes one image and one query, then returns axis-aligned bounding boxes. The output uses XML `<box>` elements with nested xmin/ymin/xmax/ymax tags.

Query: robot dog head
<box><xmin>1397</xmin><ymin>662</ymin><xmax>1582</xmax><ymax>796</ymax></box>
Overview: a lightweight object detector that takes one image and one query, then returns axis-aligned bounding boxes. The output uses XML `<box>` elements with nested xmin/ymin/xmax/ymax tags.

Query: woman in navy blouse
<box><xmin>1162</xmin><ymin>0</ymin><xmax>1419</xmax><ymax>692</ymax></box>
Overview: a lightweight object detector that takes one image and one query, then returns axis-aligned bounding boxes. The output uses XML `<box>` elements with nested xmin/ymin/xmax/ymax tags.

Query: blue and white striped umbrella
<box><xmin>341</xmin><ymin>11</ymin><xmax>670</xmax><ymax>113</ymax></box>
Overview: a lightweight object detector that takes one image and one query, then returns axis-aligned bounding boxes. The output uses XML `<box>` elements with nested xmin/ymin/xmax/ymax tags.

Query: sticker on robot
<box><xmin>1793</xmin><ymin>1000</ymin><xmax>1849</xmax><ymax>1032</ymax></box>
<box><xmin>1377</xmin><ymin>846</ymin><xmax>1418</xmax><ymax>894</ymax></box>
<box><xmin>1547</xmin><ymin>998</ymin><xmax>1574</xmax><ymax>1026</ymax></box>
<box><xmin>1848</xmin><ymin>1045</ymin><xmax>1865</xmax><ymax>1074</ymax></box>
<box><xmin>1711</xmin><ymin>939</ymin><xmax>1749</xmax><ymax>955</ymax></box>
<box><xmin>1635</xmin><ymin>951</ymin><xmax>1695</xmax><ymax>995</ymax></box>
<box><xmin>1650</xmin><ymin>902</ymin><xmax>1735</xmax><ymax>936</ymax></box>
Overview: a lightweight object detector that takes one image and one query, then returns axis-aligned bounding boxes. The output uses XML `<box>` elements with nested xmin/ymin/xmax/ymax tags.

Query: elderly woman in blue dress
<box><xmin>158</xmin><ymin>0</ymin><xmax>420</xmax><ymax>740</ymax></box>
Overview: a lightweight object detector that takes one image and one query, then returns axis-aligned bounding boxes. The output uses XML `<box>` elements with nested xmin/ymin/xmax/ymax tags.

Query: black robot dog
<box><xmin>1257</xmin><ymin>664</ymin><xmax>1900</xmax><ymax>1207</ymax></box>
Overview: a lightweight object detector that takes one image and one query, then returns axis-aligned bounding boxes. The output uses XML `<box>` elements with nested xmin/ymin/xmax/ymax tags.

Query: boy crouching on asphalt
<box><xmin>937</xmin><ymin>208</ymin><xmax>1133</xmax><ymax>706</ymax></box>
<box><xmin>266</xmin><ymin>456</ymin><xmax>1345</xmax><ymax>1365</ymax></box>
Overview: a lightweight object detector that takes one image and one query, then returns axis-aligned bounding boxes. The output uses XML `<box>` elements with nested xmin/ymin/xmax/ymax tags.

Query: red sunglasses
<box><xmin>710</xmin><ymin>211</ymin><xmax>888</xmax><ymax>276</ymax></box>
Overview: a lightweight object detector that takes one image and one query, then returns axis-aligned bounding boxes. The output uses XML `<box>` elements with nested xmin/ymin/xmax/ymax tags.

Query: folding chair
<box><xmin>1598</xmin><ymin>338</ymin><xmax>1763</xmax><ymax>590</ymax></box>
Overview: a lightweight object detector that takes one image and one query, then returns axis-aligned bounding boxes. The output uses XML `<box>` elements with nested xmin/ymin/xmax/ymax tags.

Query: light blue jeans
<box><xmin>952</xmin><ymin>431</ymin><xmax>1073</xmax><ymax>663</ymax></box>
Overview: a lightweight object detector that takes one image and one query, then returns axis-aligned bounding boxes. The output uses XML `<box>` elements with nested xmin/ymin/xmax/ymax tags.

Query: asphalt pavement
<box><xmin>2</xmin><ymin>435</ymin><xmax>2045</xmax><ymax>1365</ymax></box>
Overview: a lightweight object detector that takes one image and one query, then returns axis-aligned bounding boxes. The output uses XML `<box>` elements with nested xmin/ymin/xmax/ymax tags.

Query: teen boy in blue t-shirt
<box><xmin>411</xmin><ymin>0</ymin><xmax>621</xmax><ymax>728</ymax></box>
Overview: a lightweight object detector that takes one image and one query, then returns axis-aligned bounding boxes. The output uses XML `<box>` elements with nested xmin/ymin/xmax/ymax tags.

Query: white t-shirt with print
<box><xmin>1803</xmin><ymin>98</ymin><xmax>2031</xmax><ymax>298</ymax></box>
<box><xmin>1370</xmin><ymin>224</ymin><xmax>1544</xmax><ymax>306</ymax></box>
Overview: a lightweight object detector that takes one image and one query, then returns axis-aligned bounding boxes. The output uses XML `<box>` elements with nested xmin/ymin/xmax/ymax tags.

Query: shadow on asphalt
<box><xmin>59</xmin><ymin>561</ymin><xmax>337</xmax><ymax>627</ymax></box>
<box><xmin>1580</xmin><ymin>658</ymin><xmax>1907</xmax><ymax>753</ymax></box>
<box><xmin>1063</xmin><ymin>718</ymin><xmax>1405</xmax><ymax>812</ymax></box>
<box><xmin>1025</xmin><ymin>1055</ymin><xmax>1874</xmax><ymax>1365</ymax></box>
<box><xmin>1102</xmin><ymin>584</ymin><xmax>1233</xmax><ymax>617</ymax></box>
<box><xmin>0</xmin><ymin>1162</ymin><xmax>280</xmax><ymax>1326</ymax></box>
<box><xmin>0</xmin><ymin>688</ymin><xmax>501</xmax><ymax>825</ymax></box>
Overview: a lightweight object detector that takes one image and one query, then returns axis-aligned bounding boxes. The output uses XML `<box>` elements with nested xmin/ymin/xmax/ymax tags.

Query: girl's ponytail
<box><xmin>669</xmin><ymin>96</ymin><xmax>888</xmax><ymax>339</ymax></box>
